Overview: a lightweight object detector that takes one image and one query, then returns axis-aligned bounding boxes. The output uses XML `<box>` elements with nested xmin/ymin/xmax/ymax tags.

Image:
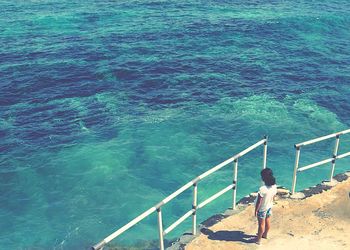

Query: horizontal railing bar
<box><xmin>160</xmin><ymin>181</ymin><xmax>194</xmax><ymax>207</ymax></box>
<box><xmin>297</xmin><ymin>150</ymin><xmax>350</xmax><ymax>173</ymax></box>
<box><xmin>105</xmin><ymin>207</ymin><xmax>156</xmax><ymax>242</ymax></box>
<box><xmin>198</xmin><ymin>139</ymin><xmax>266</xmax><ymax>181</ymax></box>
<box><xmin>92</xmin><ymin>138</ymin><xmax>266</xmax><ymax>249</ymax></box>
<box><xmin>158</xmin><ymin>139</ymin><xmax>266</xmax><ymax>208</ymax></box>
<box><xmin>198</xmin><ymin>184</ymin><xmax>234</xmax><ymax>209</ymax></box>
<box><xmin>235</xmin><ymin>139</ymin><xmax>267</xmax><ymax>158</ymax></box>
<box><xmin>93</xmin><ymin>206</ymin><xmax>157</xmax><ymax>249</ymax></box>
<box><xmin>336</xmin><ymin>151</ymin><xmax>350</xmax><ymax>159</ymax></box>
<box><xmin>197</xmin><ymin>156</ymin><xmax>237</xmax><ymax>181</ymax></box>
<box><xmin>163</xmin><ymin>209</ymin><xmax>195</xmax><ymax>235</ymax></box>
<box><xmin>297</xmin><ymin>158</ymin><xmax>333</xmax><ymax>172</ymax></box>
<box><xmin>295</xmin><ymin>129</ymin><xmax>350</xmax><ymax>148</ymax></box>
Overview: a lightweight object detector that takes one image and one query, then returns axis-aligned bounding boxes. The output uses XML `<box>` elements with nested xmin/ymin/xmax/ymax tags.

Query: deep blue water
<box><xmin>1</xmin><ymin>0</ymin><xmax>350</xmax><ymax>249</ymax></box>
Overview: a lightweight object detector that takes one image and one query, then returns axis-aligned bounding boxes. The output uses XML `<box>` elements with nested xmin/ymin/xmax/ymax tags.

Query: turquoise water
<box><xmin>1</xmin><ymin>0</ymin><xmax>350</xmax><ymax>249</ymax></box>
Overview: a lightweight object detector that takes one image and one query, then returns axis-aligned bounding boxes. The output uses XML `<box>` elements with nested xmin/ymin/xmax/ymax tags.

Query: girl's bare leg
<box><xmin>263</xmin><ymin>216</ymin><xmax>271</xmax><ymax>239</ymax></box>
<box><xmin>257</xmin><ymin>217</ymin><xmax>265</xmax><ymax>244</ymax></box>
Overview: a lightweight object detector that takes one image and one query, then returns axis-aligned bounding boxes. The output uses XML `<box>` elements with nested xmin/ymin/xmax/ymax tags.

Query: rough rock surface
<box><xmin>181</xmin><ymin>172</ymin><xmax>350</xmax><ymax>250</ymax></box>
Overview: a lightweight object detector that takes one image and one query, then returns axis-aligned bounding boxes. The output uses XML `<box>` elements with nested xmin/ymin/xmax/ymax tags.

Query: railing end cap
<box><xmin>92</xmin><ymin>241</ymin><xmax>106</xmax><ymax>250</ymax></box>
<box><xmin>192</xmin><ymin>176</ymin><xmax>201</xmax><ymax>185</ymax></box>
<box><xmin>155</xmin><ymin>201</ymin><xmax>165</xmax><ymax>210</ymax></box>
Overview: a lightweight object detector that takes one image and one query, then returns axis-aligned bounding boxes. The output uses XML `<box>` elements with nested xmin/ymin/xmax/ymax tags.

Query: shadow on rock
<box><xmin>201</xmin><ymin>228</ymin><xmax>256</xmax><ymax>243</ymax></box>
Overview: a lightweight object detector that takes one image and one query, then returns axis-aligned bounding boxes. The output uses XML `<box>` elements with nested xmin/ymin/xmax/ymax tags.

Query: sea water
<box><xmin>1</xmin><ymin>0</ymin><xmax>350</xmax><ymax>249</ymax></box>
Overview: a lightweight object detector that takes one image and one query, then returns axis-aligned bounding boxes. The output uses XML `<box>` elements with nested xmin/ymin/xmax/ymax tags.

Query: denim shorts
<box><xmin>257</xmin><ymin>208</ymin><xmax>272</xmax><ymax>219</ymax></box>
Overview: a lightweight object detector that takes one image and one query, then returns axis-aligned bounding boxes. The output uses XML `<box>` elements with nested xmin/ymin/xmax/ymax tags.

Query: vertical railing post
<box><xmin>330</xmin><ymin>135</ymin><xmax>340</xmax><ymax>181</ymax></box>
<box><xmin>192</xmin><ymin>183</ymin><xmax>198</xmax><ymax>235</ymax></box>
<box><xmin>263</xmin><ymin>136</ymin><xmax>268</xmax><ymax>169</ymax></box>
<box><xmin>157</xmin><ymin>208</ymin><xmax>164</xmax><ymax>250</ymax></box>
<box><xmin>292</xmin><ymin>146</ymin><xmax>301</xmax><ymax>194</ymax></box>
<box><xmin>233</xmin><ymin>158</ymin><xmax>238</xmax><ymax>210</ymax></box>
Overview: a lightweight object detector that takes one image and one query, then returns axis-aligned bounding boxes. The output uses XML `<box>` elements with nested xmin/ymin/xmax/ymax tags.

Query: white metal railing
<box><xmin>291</xmin><ymin>129</ymin><xmax>350</xmax><ymax>194</ymax></box>
<box><xmin>92</xmin><ymin>137</ymin><xmax>268</xmax><ymax>250</ymax></box>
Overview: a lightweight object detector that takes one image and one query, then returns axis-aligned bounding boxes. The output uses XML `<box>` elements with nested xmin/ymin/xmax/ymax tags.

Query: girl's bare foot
<box><xmin>262</xmin><ymin>234</ymin><xmax>268</xmax><ymax>239</ymax></box>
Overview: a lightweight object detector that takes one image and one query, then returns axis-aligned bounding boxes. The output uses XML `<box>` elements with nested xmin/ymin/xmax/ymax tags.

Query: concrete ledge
<box><xmin>290</xmin><ymin>192</ymin><xmax>306</xmax><ymax>199</ymax></box>
<box><xmin>173</xmin><ymin>171</ymin><xmax>350</xmax><ymax>250</ymax></box>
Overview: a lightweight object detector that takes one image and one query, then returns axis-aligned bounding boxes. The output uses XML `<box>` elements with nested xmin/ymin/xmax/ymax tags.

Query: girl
<box><xmin>255</xmin><ymin>168</ymin><xmax>277</xmax><ymax>245</ymax></box>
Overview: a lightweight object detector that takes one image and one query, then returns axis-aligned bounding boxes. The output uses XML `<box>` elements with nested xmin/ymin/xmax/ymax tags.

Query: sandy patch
<box><xmin>186</xmin><ymin>177</ymin><xmax>350</xmax><ymax>250</ymax></box>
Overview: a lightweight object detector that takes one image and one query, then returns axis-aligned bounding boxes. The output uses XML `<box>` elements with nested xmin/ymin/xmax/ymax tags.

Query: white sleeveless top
<box><xmin>258</xmin><ymin>184</ymin><xmax>277</xmax><ymax>212</ymax></box>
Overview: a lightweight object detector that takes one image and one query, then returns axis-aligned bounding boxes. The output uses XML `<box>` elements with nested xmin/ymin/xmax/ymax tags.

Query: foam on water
<box><xmin>1</xmin><ymin>93</ymin><xmax>350</xmax><ymax>248</ymax></box>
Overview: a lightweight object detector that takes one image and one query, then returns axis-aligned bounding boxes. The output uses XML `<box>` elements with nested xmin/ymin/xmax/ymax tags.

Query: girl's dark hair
<box><xmin>261</xmin><ymin>168</ymin><xmax>276</xmax><ymax>186</ymax></box>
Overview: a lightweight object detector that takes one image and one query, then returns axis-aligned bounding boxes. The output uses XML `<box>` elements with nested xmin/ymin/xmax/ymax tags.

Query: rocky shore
<box><xmin>169</xmin><ymin>171</ymin><xmax>350</xmax><ymax>250</ymax></box>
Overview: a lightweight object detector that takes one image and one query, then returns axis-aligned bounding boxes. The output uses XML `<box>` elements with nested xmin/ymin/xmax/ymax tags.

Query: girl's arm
<box><xmin>255</xmin><ymin>194</ymin><xmax>262</xmax><ymax>217</ymax></box>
